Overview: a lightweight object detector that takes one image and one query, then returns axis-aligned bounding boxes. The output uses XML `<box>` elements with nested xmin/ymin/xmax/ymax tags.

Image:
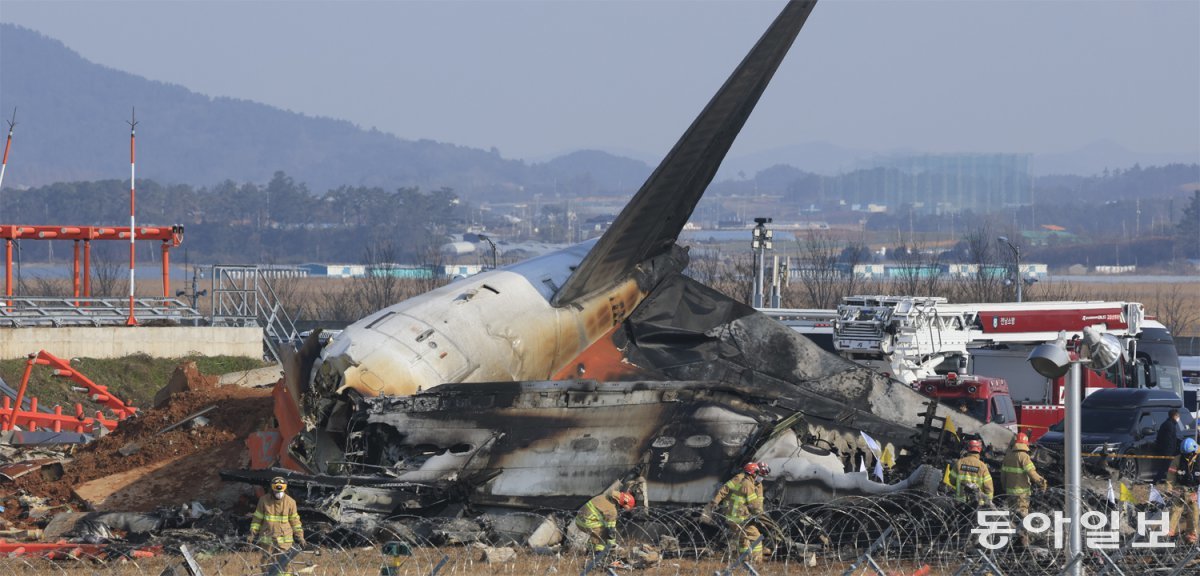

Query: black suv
<box><xmin>1037</xmin><ymin>389</ymin><xmax>1195</xmax><ymax>481</ymax></box>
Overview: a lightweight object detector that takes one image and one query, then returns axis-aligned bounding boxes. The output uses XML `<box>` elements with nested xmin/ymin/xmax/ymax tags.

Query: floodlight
<box><xmin>1082</xmin><ymin>326</ymin><xmax>1123</xmax><ymax>371</ymax></box>
<box><xmin>1027</xmin><ymin>331</ymin><xmax>1071</xmax><ymax>378</ymax></box>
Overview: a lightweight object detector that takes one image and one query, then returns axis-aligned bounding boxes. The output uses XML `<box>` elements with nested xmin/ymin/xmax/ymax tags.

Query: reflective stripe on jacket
<box><xmin>250</xmin><ymin>494</ymin><xmax>303</xmax><ymax>546</ymax></box>
<box><xmin>711</xmin><ymin>472</ymin><xmax>762</xmax><ymax>524</ymax></box>
<box><xmin>1001</xmin><ymin>445</ymin><xmax>1044</xmax><ymax>495</ymax></box>
<box><xmin>575</xmin><ymin>492</ymin><xmax>618</xmax><ymax>531</ymax></box>
<box><xmin>949</xmin><ymin>454</ymin><xmax>994</xmax><ymax>503</ymax></box>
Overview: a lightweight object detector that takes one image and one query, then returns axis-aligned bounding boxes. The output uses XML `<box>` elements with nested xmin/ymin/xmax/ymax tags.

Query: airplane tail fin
<box><xmin>552</xmin><ymin>0</ymin><xmax>818</xmax><ymax>306</ymax></box>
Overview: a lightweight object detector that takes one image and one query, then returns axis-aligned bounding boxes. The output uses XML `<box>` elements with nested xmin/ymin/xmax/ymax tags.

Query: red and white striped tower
<box><xmin>2</xmin><ymin>110</ymin><xmax>15</xmax><ymax>307</ymax></box>
<box><xmin>125</xmin><ymin>109</ymin><xmax>138</xmax><ymax>326</ymax></box>
<box><xmin>0</xmin><ymin>109</ymin><xmax>13</xmax><ymax>190</ymax></box>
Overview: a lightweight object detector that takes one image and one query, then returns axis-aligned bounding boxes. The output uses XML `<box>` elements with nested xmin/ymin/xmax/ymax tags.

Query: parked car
<box><xmin>1036</xmin><ymin>389</ymin><xmax>1195</xmax><ymax>482</ymax></box>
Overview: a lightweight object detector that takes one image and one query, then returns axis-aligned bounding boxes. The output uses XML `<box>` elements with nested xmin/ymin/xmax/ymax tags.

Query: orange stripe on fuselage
<box><xmin>552</xmin><ymin>323</ymin><xmax>649</xmax><ymax>382</ymax></box>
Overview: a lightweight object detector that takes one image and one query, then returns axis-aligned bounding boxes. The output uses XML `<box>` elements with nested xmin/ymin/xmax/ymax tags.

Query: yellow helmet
<box><xmin>271</xmin><ymin>476</ymin><xmax>287</xmax><ymax>492</ymax></box>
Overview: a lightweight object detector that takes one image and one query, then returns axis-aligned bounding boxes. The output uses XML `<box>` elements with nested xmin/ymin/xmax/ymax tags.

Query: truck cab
<box><xmin>912</xmin><ymin>373</ymin><xmax>1017</xmax><ymax>430</ymax></box>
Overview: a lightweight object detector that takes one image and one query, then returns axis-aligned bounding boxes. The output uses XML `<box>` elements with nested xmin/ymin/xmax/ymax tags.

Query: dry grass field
<box><xmin>150</xmin><ymin>273</ymin><xmax>1200</xmax><ymax>337</ymax></box>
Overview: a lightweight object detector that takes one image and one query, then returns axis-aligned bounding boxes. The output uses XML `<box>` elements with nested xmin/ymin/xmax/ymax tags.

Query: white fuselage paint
<box><xmin>314</xmin><ymin>239</ymin><xmax>645</xmax><ymax>397</ymax></box>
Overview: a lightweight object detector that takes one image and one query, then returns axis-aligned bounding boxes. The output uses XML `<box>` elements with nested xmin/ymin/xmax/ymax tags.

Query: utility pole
<box><xmin>126</xmin><ymin>109</ymin><xmax>138</xmax><ymax>326</ymax></box>
<box><xmin>751</xmin><ymin>218</ymin><xmax>772</xmax><ymax>307</ymax></box>
<box><xmin>997</xmin><ymin>236</ymin><xmax>1021</xmax><ymax>302</ymax></box>
<box><xmin>478</xmin><ymin>234</ymin><xmax>498</xmax><ymax>270</ymax></box>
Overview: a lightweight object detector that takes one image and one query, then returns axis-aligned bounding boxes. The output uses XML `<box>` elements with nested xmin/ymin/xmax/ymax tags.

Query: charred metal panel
<box><xmin>332</xmin><ymin>379</ymin><xmax>936</xmax><ymax>512</ymax></box>
<box><xmin>620</xmin><ymin>273</ymin><xmax>1013</xmax><ymax>449</ymax></box>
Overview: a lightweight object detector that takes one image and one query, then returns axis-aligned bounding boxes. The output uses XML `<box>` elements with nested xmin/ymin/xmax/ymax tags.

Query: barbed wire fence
<box><xmin>2</xmin><ymin>492</ymin><xmax>1198</xmax><ymax>575</ymax></box>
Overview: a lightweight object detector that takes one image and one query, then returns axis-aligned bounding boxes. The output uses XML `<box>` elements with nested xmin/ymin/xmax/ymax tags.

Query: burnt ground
<box><xmin>2</xmin><ymin>382</ymin><xmax>273</xmax><ymax>529</ymax></box>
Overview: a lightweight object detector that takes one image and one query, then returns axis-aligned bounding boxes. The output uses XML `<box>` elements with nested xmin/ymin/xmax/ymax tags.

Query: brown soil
<box><xmin>2</xmin><ymin>382</ymin><xmax>272</xmax><ymax>528</ymax></box>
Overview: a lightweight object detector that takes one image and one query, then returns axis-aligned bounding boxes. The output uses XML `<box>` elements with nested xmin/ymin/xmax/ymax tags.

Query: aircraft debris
<box><xmin>157</xmin><ymin>405</ymin><xmax>217</xmax><ymax>435</ymax></box>
<box><xmin>0</xmin><ymin>457</ymin><xmax>65</xmax><ymax>481</ymax></box>
<box><xmin>238</xmin><ymin>1</ymin><xmax>1014</xmax><ymax>529</ymax></box>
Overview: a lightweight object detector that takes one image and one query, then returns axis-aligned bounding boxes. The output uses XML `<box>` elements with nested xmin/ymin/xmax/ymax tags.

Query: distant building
<box><xmin>300</xmin><ymin>264</ymin><xmax>367</xmax><ymax>278</ymax></box>
<box><xmin>220</xmin><ymin>265</ymin><xmax>308</xmax><ymax>280</ymax></box>
<box><xmin>441</xmin><ymin>264</ymin><xmax>486</xmax><ymax>278</ymax></box>
<box><xmin>851</xmin><ymin>262</ymin><xmax>1047</xmax><ymax>280</ymax></box>
<box><xmin>370</xmin><ymin>264</ymin><xmax>438</xmax><ymax>279</ymax></box>
<box><xmin>835</xmin><ymin>153</ymin><xmax>1032</xmax><ymax>213</ymax></box>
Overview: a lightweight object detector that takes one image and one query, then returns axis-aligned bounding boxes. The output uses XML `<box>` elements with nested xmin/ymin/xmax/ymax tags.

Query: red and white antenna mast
<box><xmin>0</xmin><ymin>108</ymin><xmax>14</xmax><ymax>191</ymax></box>
<box><xmin>125</xmin><ymin>108</ymin><xmax>138</xmax><ymax>326</ymax></box>
<box><xmin>2</xmin><ymin>109</ymin><xmax>15</xmax><ymax>308</ymax></box>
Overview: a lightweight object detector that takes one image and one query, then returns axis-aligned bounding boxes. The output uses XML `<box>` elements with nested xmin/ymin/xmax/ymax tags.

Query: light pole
<box><xmin>478</xmin><ymin>234</ymin><xmax>498</xmax><ymax>271</ymax></box>
<box><xmin>997</xmin><ymin>236</ymin><xmax>1021</xmax><ymax>302</ymax></box>
<box><xmin>751</xmin><ymin>218</ymin><xmax>773</xmax><ymax>308</ymax></box>
<box><xmin>175</xmin><ymin>266</ymin><xmax>207</xmax><ymax>325</ymax></box>
<box><xmin>1027</xmin><ymin>326</ymin><xmax>1123</xmax><ymax>576</ymax></box>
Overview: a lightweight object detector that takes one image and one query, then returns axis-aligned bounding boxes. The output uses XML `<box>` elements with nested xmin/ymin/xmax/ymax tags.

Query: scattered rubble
<box><xmin>2</xmin><ymin>364</ymin><xmax>272</xmax><ymax>531</ymax></box>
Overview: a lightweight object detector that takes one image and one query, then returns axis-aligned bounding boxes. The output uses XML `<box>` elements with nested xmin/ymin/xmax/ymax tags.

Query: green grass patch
<box><xmin>0</xmin><ymin>355</ymin><xmax>270</xmax><ymax>414</ymax></box>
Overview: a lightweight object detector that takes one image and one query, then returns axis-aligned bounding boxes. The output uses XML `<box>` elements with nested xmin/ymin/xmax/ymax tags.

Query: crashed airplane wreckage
<box><xmin>225</xmin><ymin>0</ymin><xmax>1013</xmax><ymax>528</ymax></box>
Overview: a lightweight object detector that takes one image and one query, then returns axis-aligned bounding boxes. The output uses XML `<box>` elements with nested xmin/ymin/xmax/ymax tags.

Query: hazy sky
<box><xmin>1</xmin><ymin>0</ymin><xmax>1197</xmax><ymax>162</ymax></box>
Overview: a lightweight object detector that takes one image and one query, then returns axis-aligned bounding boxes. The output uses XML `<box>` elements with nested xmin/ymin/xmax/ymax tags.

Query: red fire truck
<box><xmin>764</xmin><ymin>297</ymin><xmax>1185</xmax><ymax>442</ymax></box>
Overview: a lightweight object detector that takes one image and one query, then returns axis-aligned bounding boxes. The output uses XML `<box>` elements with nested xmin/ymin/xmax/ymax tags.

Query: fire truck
<box><xmin>763</xmin><ymin>297</ymin><xmax>1186</xmax><ymax>441</ymax></box>
<box><xmin>911</xmin><ymin>372</ymin><xmax>1017</xmax><ymax>431</ymax></box>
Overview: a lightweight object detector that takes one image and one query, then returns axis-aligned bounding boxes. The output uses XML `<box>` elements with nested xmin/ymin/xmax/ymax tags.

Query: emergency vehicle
<box><xmin>911</xmin><ymin>372</ymin><xmax>1017</xmax><ymax>430</ymax></box>
<box><xmin>763</xmin><ymin>297</ymin><xmax>1186</xmax><ymax>441</ymax></box>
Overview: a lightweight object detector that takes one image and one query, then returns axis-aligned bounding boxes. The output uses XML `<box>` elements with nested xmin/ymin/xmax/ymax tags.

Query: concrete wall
<box><xmin>0</xmin><ymin>327</ymin><xmax>263</xmax><ymax>360</ymax></box>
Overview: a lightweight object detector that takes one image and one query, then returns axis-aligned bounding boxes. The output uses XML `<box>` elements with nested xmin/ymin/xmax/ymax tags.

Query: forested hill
<box><xmin>0</xmin><ymin>24</ymin><xmax>651</xmax><ymax>198</ymax></box>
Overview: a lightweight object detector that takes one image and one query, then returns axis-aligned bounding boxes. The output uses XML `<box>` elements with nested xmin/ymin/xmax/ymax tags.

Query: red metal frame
<box><xmin>0</xmin><ymin>224</ymin><xmax>183</xmax><ymax>306</ymax></box>
<box><xmin>0</xmin><ymin>350</ymin><xmax>137</xmax><ymax>433</ymax></box>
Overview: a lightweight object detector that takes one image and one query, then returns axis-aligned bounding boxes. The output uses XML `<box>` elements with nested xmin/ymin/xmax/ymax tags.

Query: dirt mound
<box><xmin>3</xmin><ymin>381</ymin><xmax>273</xmax><ymax>527</ymax></box>
<box><xmin>152</xmin><ymin>361</ymin><xmax>219</xmax><ymax>408</ymax></box>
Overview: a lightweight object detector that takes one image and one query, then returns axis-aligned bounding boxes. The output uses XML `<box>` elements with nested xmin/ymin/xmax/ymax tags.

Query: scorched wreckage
<box><xmin>227</xmin><ymin>0</ymin><xmax>1012</xmax><ymax>527</ymax></box>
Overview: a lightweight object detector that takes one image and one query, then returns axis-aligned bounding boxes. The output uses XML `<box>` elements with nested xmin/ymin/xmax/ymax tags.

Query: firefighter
<box><xmin>1165</xmin><ymin>437</ymin><xmax>1200</xmax><ymax>544</ymax></box>
<box><xmin>1001</xmin><ymin>432</ymin><xmax>1047</xmax><ymax>545</ymax></box>
<box><xmin>708</xmin><ymin>462</ymin><xmax>770</xmax><ymax>564</ymax></box>
<box><xmin>949</xmin><ymin>439</ymin><xmax>994</xmax><ymax>506</ymax></box>
<box><xmin>574</xmin><ymin>489</ymin><xmax>635</xmax><ymax>558</ymax></box>
<box><xmin>248</xmin><ymin>476</ymin><xmax>305</xmax><ymax>574</ymax></box>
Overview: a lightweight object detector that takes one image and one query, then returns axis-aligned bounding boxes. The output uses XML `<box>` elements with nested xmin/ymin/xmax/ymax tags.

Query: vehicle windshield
<box><xmin>1079</xmin><ymin>408</ymin><xmax>1137</xmax><ymax>434</ymax></box>
<box><xmin>946</xmin><ymin>399</ymin><xmax>988</xmax><ymax>422</ymax></box>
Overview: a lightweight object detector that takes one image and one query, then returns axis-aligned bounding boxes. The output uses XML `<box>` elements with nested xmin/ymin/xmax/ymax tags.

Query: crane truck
<box><xmin>763</xmin><ymin>297</ymin><xmax>1186</xmax><ymax>441</ymax></box>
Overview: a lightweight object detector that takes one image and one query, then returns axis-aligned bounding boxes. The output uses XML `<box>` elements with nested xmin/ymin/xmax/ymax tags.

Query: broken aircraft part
<box><xmin>253</xmin><ymin>0</ymin><xmax>1014</xmax><ymax>521</ymax></box>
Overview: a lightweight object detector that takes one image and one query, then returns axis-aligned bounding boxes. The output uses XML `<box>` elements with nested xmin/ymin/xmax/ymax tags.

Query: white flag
<box><xmin>1106</xmin><ymin>480</ymin><xmax>1116</xmax><ymax>505</ymax></box>
<box><xmin>861</xmin><ymin>431</ymin><xmax>882</xmax><ymax>455</ymax></box>
<box><xmin>873</xmin><ymin>458</ymin><xmax>885</xmax><ymax>482</ymax></box>
<box><xmin>1148</xmin><ymin>484</ymin><xmax>1165</xmax><ymax>506</ymax></box>
<box><xmin>859</xmin><ymin>455</ymin><xmax>867</xmax><ymax>473</ymax></box>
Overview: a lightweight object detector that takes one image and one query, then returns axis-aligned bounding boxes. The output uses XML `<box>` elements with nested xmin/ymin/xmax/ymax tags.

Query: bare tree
<box><xmin>90</xmin><ymin>250</ymin><xmax>129</xmax><ymax>298</ymax></box>
<box><xmin>950</xmin><ymin>224</ymin><xmax>1007</xmax><ymax>303</ymax></box>
<box><xmin>1148</xmin><ymin>282</ymin><xmax>1199</xmax><ymax>338</ymax></box>
<box><xmin>1025</xmin><ymin>279</ymin><xmax>1088</xmax><ymax>302</ymax></box>
<box><xmin>303</xmin><ymin>242</ymin><xmax>453</xmax><ymax>324</ymax></box>
<box><xmin>28</xmin><ymin>277</ymin><xmax>71</xmax><ymax>298</ymax></box>
<box><xmin>793</xmin><ymin>232</ymin><xmax>866</xmax><ymax>309</ymax></box>
<box><xmin>888</xmin><ymin>241</ymin><xmax>944</xmax><ymax>297</ymax></box>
